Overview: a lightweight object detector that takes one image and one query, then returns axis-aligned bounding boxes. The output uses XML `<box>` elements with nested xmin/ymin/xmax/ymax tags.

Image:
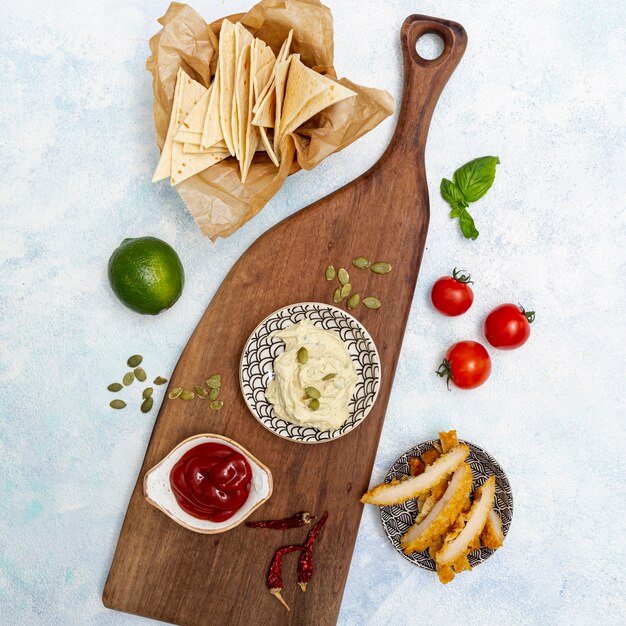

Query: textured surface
<box><xmin>0</xmin><ymin>1</ymin><xmax>624</xmax><ymax>625</ymax></box>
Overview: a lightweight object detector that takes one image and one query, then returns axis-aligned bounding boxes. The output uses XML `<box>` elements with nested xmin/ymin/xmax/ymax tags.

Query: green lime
<box><xmin>108</xmin><ymin>237</ymin><xmax>184</xmax><ymax>315</ymax></box>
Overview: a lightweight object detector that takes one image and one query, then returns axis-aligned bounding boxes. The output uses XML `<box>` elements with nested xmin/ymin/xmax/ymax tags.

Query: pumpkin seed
<box><xmin>195</xmin><ymin>385</ymin><xmax>208</xmax><ymax>399</ymax></box>
<box><xmin>371</xmin><ymin>261</ymin><xmax>392</xmax><ymax>274</ymax></box>
<box><xmin>107</xmin><ymin>383</ymin><xmax>123</xmax><ymax>392</ymax></box>
<box><xmin>168</xmin><ymin>387</ymin><xmax>183</xmax><ymax>399</ymax></box>
<box><xmin>340</xmin><ymin>283</ymin><xmax>352</xmax><ymax>299</ymax></box>
<box><xmin>325</xmin><ymin>265</ymin><xmax>336</xmax><ymax>281</ymax></box>
<box><xmin>143</xmin><ymin>387</ymin><xmax>154</xmax><ymax>399</ymax></box>
<box><xmin>122</xmin><ymin>372</ymin><xmax>134</xmax><ymax>386</ymax></box>
<box><xmin>305</xmin><ymin>386</ymin><xmax>321</xmax><ymax>400</ymax></box>
<box><xmin>347</xmin><ymin>293</ymin><xmax>361</xmax><ymax>310</ymax></box>
<box><xmin>297</xmin><ymin>347</ymin><xmax>309</xmax><ymax>365</ymax></box>
<box><xmin>209</xmin><ymin>388</ymin><xmax>220</xmax><ymax>401</ymax></box>
<box><xmin>322</xmin><ymin>373</ymin><xmax>337</xmax><ymax>381</ymax></box>
<box><xmin>338</xmin><ymin>268</ymin><xmax>350</xmax><ymax>285</ymax></box>
<box><xmin>210</xmin><ymin>400</ymin><xmax>224</xmax><ymax>411</ymax></box>
<box><xmin>153</xmin><ymin>376</ymin><xmax>168</xmax><ymax>385</ymax></box>
<box><xmin>141</xmin><ymin>397</ymin><xmax>153</xmax><ymax>413</ymax></box>
<box><xmin>352</xmin><ymin>257</ymin><xmax>370</xmax><ymax>269</ymax></box>
<box><xmin>363</xmin><ymin>296</ymin><xmax>382</xmax><ymax>310</ymax></box>
<box><xmin>333</xmin><ymin>287</ymin><xmax>342</xmax><ymax>303</ymax></box>
<box><xmin>134</xmin><ymin>367</ymin><xmax>147</xmax><ymax>382</ymax></box>
<box><xmin>110</xmin><ymin>399</ymin><xmax>126</xmax><ymax>410</ymax></box>
<box><xmin>180</xmin><ymin>389</ymin><xmax>195</xmax><ymax>401</ymax></box>
<box><xmin>205</xmin><ymin>378</ymin><xmax>221</xmax><ymax>389</ymax></box>
<box><xmin>308</xmin><ymin>399</ymin><xmax>320</xmax><ymax>411</ymax></box>
<box><xmin>207</xmin><ymin>374</ymin><xmax>221</xmax><ymax>382</ymax></box>
<box><xmin>127</xmin><ymin>355</ymin><xmax>143</xmax><ymax>367</ymax></box>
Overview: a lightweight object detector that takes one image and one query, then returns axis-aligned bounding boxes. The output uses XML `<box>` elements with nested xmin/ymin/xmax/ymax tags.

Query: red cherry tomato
<box><xmin>437</xmin><ymin>341</ymin><xmax>491</xmax><ymax>389</ymax></box>
<box><xmin>431</xmin><ymin>268</ymin><xmax>474</xmax><ymax>316</ymax></box>
<box><xmin>484</xmin><ymin>303</ymin><xmax>535</xmax><ymax>350</ymax></box>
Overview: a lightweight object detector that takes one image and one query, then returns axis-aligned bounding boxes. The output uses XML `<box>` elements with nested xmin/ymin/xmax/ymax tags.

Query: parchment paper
<box><xmin>147</xmin><ymin>1</ymin><xmax>394</xmax><ymax>240</ymax></box>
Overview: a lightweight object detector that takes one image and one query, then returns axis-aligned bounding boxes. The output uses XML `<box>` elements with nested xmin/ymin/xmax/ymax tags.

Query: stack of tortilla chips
<box><xmin>153</xmin><ymin>21</ymin><xmax>356</xmax><ymax>186</ymax></box>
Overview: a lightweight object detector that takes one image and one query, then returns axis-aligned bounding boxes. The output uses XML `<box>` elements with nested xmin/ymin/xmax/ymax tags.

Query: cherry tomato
<box><xmin>484</xmin><ymin>303</ymin><xmax>535</xmax><ymax>350</ymax></box>
<box><xmin>437</xmin><ymin>341</ymin><xmax>491</xmax><ymax>389</ymax></box>
<box><xmin>431</xmin><ymin>268</ymin><xmax>474</xmax><ymax>316</ymax></box>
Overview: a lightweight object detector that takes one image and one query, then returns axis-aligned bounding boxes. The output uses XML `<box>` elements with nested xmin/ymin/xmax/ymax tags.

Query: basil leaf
<box><xmin>453</xmin><ymin>156</ymin><xmax>500</xmax><ymax>203</ymax></box>
<box><xmin>458</xmin><ymin>208</ymin><xmax>479</xmax><ymax>240</ymax></box>
<box><xmin>440</xmin><ymin>178</ymin><xmax>468</xmax><ymax>210</ymax></box>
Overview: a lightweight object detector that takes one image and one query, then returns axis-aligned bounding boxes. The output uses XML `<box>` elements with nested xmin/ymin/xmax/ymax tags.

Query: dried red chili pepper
<box><xmin>246</xmin><ymin>511</ymin><xmax>315</xmax><ymax>529</ymax></box>
<box><xmin>267</xmin><ymin>544</ymin><xmax>304</xmax><ymax>611</ymax></box>
<box><xmin>297</xmin><ymin>510</ymin><xmax>328</xmax><ymax>592</ymax></box>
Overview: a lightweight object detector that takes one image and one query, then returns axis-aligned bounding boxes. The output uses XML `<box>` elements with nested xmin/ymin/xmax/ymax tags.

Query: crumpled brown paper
<box><xmin>147</xmin><ymin>1</ymin><xmax>394</xmax><ymax>240</ymax></box>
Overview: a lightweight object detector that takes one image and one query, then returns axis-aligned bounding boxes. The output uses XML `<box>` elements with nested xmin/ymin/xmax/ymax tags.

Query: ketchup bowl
<box><xmin>144</xmin><ymin>434</ymin><xmax>273</xmax><ymax>534</ymax></box>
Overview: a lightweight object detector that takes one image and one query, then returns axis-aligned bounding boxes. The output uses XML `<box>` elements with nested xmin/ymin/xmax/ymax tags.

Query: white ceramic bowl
<box><xmin>144</xmin><ymin>433</ymin><xmax>273</xmax><ymax>534</ymax></box>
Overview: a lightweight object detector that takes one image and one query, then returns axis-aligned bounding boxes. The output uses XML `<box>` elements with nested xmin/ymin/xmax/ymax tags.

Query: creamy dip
<box><xmin>265</xmin><ymin>319</ymin><xmax>357</xmax><ymax>430</ymax></box>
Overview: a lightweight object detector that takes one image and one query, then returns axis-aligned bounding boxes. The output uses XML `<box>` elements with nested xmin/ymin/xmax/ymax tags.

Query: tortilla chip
<box><xmin>252</xmin><ymin>29</ymin><xmax>292</xmax><ymax>116</ymax></box>
<box><xmin>174</xmin><ymin>82</ymin><xmax>212</xmax><ymax>145</ymax></box>
<box><xmin>171</xmin><ymin>71</ymin><xmax>228</xmax><ymax>185</ymax></box>
<box><xmin>234</xmin><ymin>43</ymin><xmax>252</xmax><ymax>176</ymax></box>
<box><xmin>232</xmin><ymin>23</ymin><xmax>254</xmax><ymax>161</ymax></box>
<box><xmin>201</xmin><ymin>66</ymin><xmax>223</xmax><ymax>149</ymax></box>
<box><xmin>241</xmin><ymin>47</ymin><xmax>260</xmax><ymax>183</ymax></box>
<box><xmin>218</xmin><ymin>20</ymin><xmax>237</xmax><ymax>156</ymax></box>
<box><xmin>152</xmin><ymin>67</ymin><xmax>184</xmax><ymax>182</ymax></box>
<box><xmin>253</xmin><ymin>38</ymin><xmax>276</xmax><ymax>101</ymax></box>
<box><xmin>273</xmin><ymin>55</ymin><xmax>295</xmax><ymax>155</ymax></box>
<box><xmin>279</xmin><ymin>58</ymin><xmax>356</xmax><ymax>139</ymax></box>
<box><xmin>183</xmin><ymin>140</ymin><xmax>228</xmax><ymax>154</ymax></box>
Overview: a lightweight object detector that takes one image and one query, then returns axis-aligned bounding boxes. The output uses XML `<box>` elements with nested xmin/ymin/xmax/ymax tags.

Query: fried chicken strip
<box><xmin>435</xmin><ymin>476</ymin><xmax>496</xmax><ymax>579</ymax></box>
<box><xmin>480</xmin><ymin>508</ymin><xmax>504</xmax><ymax>549</ymax></box>
<box><xmin>400</xmin><ymin>463</ymin><xmax>473</xmax><ymax>554</ymax></box>
<box><xmin>360</xmin><ymin>445</ymin><xmax>470</xmax><ymax>506</ymax></box>
<box><xmin>439</xmin><ymin>430</ymin><xmax>459</xmax><ymax>453</ymax></box>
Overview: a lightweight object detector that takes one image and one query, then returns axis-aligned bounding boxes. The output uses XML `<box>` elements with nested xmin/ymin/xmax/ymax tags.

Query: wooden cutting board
<box><xmin>103</xmin><ymin>15</ymin><xmax>466</xmax><ymax>626</ymax></box>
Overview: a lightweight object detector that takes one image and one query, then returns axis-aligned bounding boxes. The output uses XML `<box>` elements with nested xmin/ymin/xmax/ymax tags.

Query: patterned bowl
<box><xmin>379</xmin><ymin>440</ymin><xmax>513</xmax><ymax>570</ymax></box>
<box><xmin>240</xmin><ymin>302</ymin><xmax>381</xmax><ymax>444</ymax></box>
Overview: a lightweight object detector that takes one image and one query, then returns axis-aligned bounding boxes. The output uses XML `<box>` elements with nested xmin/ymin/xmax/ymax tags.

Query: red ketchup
<box><xmin>169</xmin><ymin>442</ymin><xmax>253</xmax><ymax>522</ymax></box>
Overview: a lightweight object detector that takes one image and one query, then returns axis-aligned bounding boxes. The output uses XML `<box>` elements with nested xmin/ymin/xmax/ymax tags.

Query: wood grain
<box><xmin>103</xmin><ymin>15</ymin><xmax>466</xmax><ymax>626</ymax></box>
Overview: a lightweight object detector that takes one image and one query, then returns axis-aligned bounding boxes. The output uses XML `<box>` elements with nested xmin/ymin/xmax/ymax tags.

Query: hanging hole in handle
<box><xmin>415</xmin><ymin>32</ymin><xmax>445</xmax><ymax>61</ymax></box>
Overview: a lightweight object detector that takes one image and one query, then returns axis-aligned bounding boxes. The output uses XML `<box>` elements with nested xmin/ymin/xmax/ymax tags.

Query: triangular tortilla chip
<box><xmin>170</xmin><ymin>72</ymin><xmax>228</xmax><ymax>185</ymax></box>
<box><xmin>152</xmin><ymin>68</ymin><xmax>184</xmax><ymax>182</ymax></box>
<box><xmin>279</xmin><ymin>59</ymin><xmax>357</xmax><ymax>140</ymax></box>
<box><xmin>218</xmin><ymin>20</ymin><xmax>237</xmax><ymax>156</ymax></box>
<box><xmin>252</xmin><ymin>80</ymin><xmax>276</xmax><ymax>128</ymax></box>
<box><xmin>252</xmin><ymin>30</ymin><xmax>292</xmax><ymax>115</ymax></box>
<box><xmin>183</xmin><ymin>140</ymin><xmax>228</xmax><ymax>154</ymax></box>
<box><xmin>241</xmin><ymin>46</ymin><xmax>260</xmax><ymax>183</ymax></box>
<box><xmin>273</xmin><ymin>56</ymin><xmax>295</xmax><ymax>155</ymax></box>
<box><xmin>258</xmin><ymin>127</ymin><xmax>279</xmax><ymax>166</ymax></box>
<box><xmin>231</xmin><ymin>23</ymin><xmax>254</xmax><ymax>161</ymax></box>
<box><xmin>201</xmin><ymin>65</ymin><xmax>223</xmax><ymax>149</ymax></box>
<box><xmin>174</xmin><ymin>82</ymin><xmax>212</xmax><ymax>145</ymax></box>
<box><xmin>253</xmin><ymin>39</ymin><xmax>276</xmax><ymax>101</ymax></box>
<box><xmin>235</xmin><ymin>43</ymin><xmax>253</xmax><ymax>179</ymax></box>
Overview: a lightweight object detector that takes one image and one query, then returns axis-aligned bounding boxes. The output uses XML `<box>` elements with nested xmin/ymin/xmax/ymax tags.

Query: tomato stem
<box><xmin>436</xmin><ymin>359</ymin><xmax>453</xmax><ymax>391</ymax></box>
<box><xmin>518</xmin><ymin>303</ymin><xmax>535</xmax><ymax>324</ymax></box>
<box><xmin>452</xmin><ymin>268</ymin><xmax>473</xmax><ymax>284</ymax></box>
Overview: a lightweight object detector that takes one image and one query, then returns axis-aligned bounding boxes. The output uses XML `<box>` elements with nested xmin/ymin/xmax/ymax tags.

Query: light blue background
<box><xmin>1</xmin><ymin>1</ymin><xmax>624</xmax><ymax>624</ymax></box>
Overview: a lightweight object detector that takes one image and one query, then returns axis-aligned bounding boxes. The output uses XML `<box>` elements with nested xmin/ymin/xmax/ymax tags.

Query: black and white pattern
<box><xmin>379</xmin><ymin>440</ymin><xmax>513</xmax><ymax>570</ymax></box>
<box><xmin>239</xmin><ymin>302</ymin><xmax>381</xmax><ymax>444</ymax></box>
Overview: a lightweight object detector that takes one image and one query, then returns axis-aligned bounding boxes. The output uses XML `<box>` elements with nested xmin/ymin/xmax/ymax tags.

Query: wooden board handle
<box><xmin>389</xmin><ymin>15</ymin><xmax>467</xmax><ymax>156</ymax></box>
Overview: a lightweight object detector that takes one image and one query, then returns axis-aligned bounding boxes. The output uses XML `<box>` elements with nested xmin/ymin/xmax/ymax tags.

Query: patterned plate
<box><xmin>379</xmin><ymin>440</ymin><xmax>513</xmax><ymax>570</ymax></box>
<box><xmin>240</xmin><ymin>302</ymin><xmax>381</xmax><ymax>444</ymax></box>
